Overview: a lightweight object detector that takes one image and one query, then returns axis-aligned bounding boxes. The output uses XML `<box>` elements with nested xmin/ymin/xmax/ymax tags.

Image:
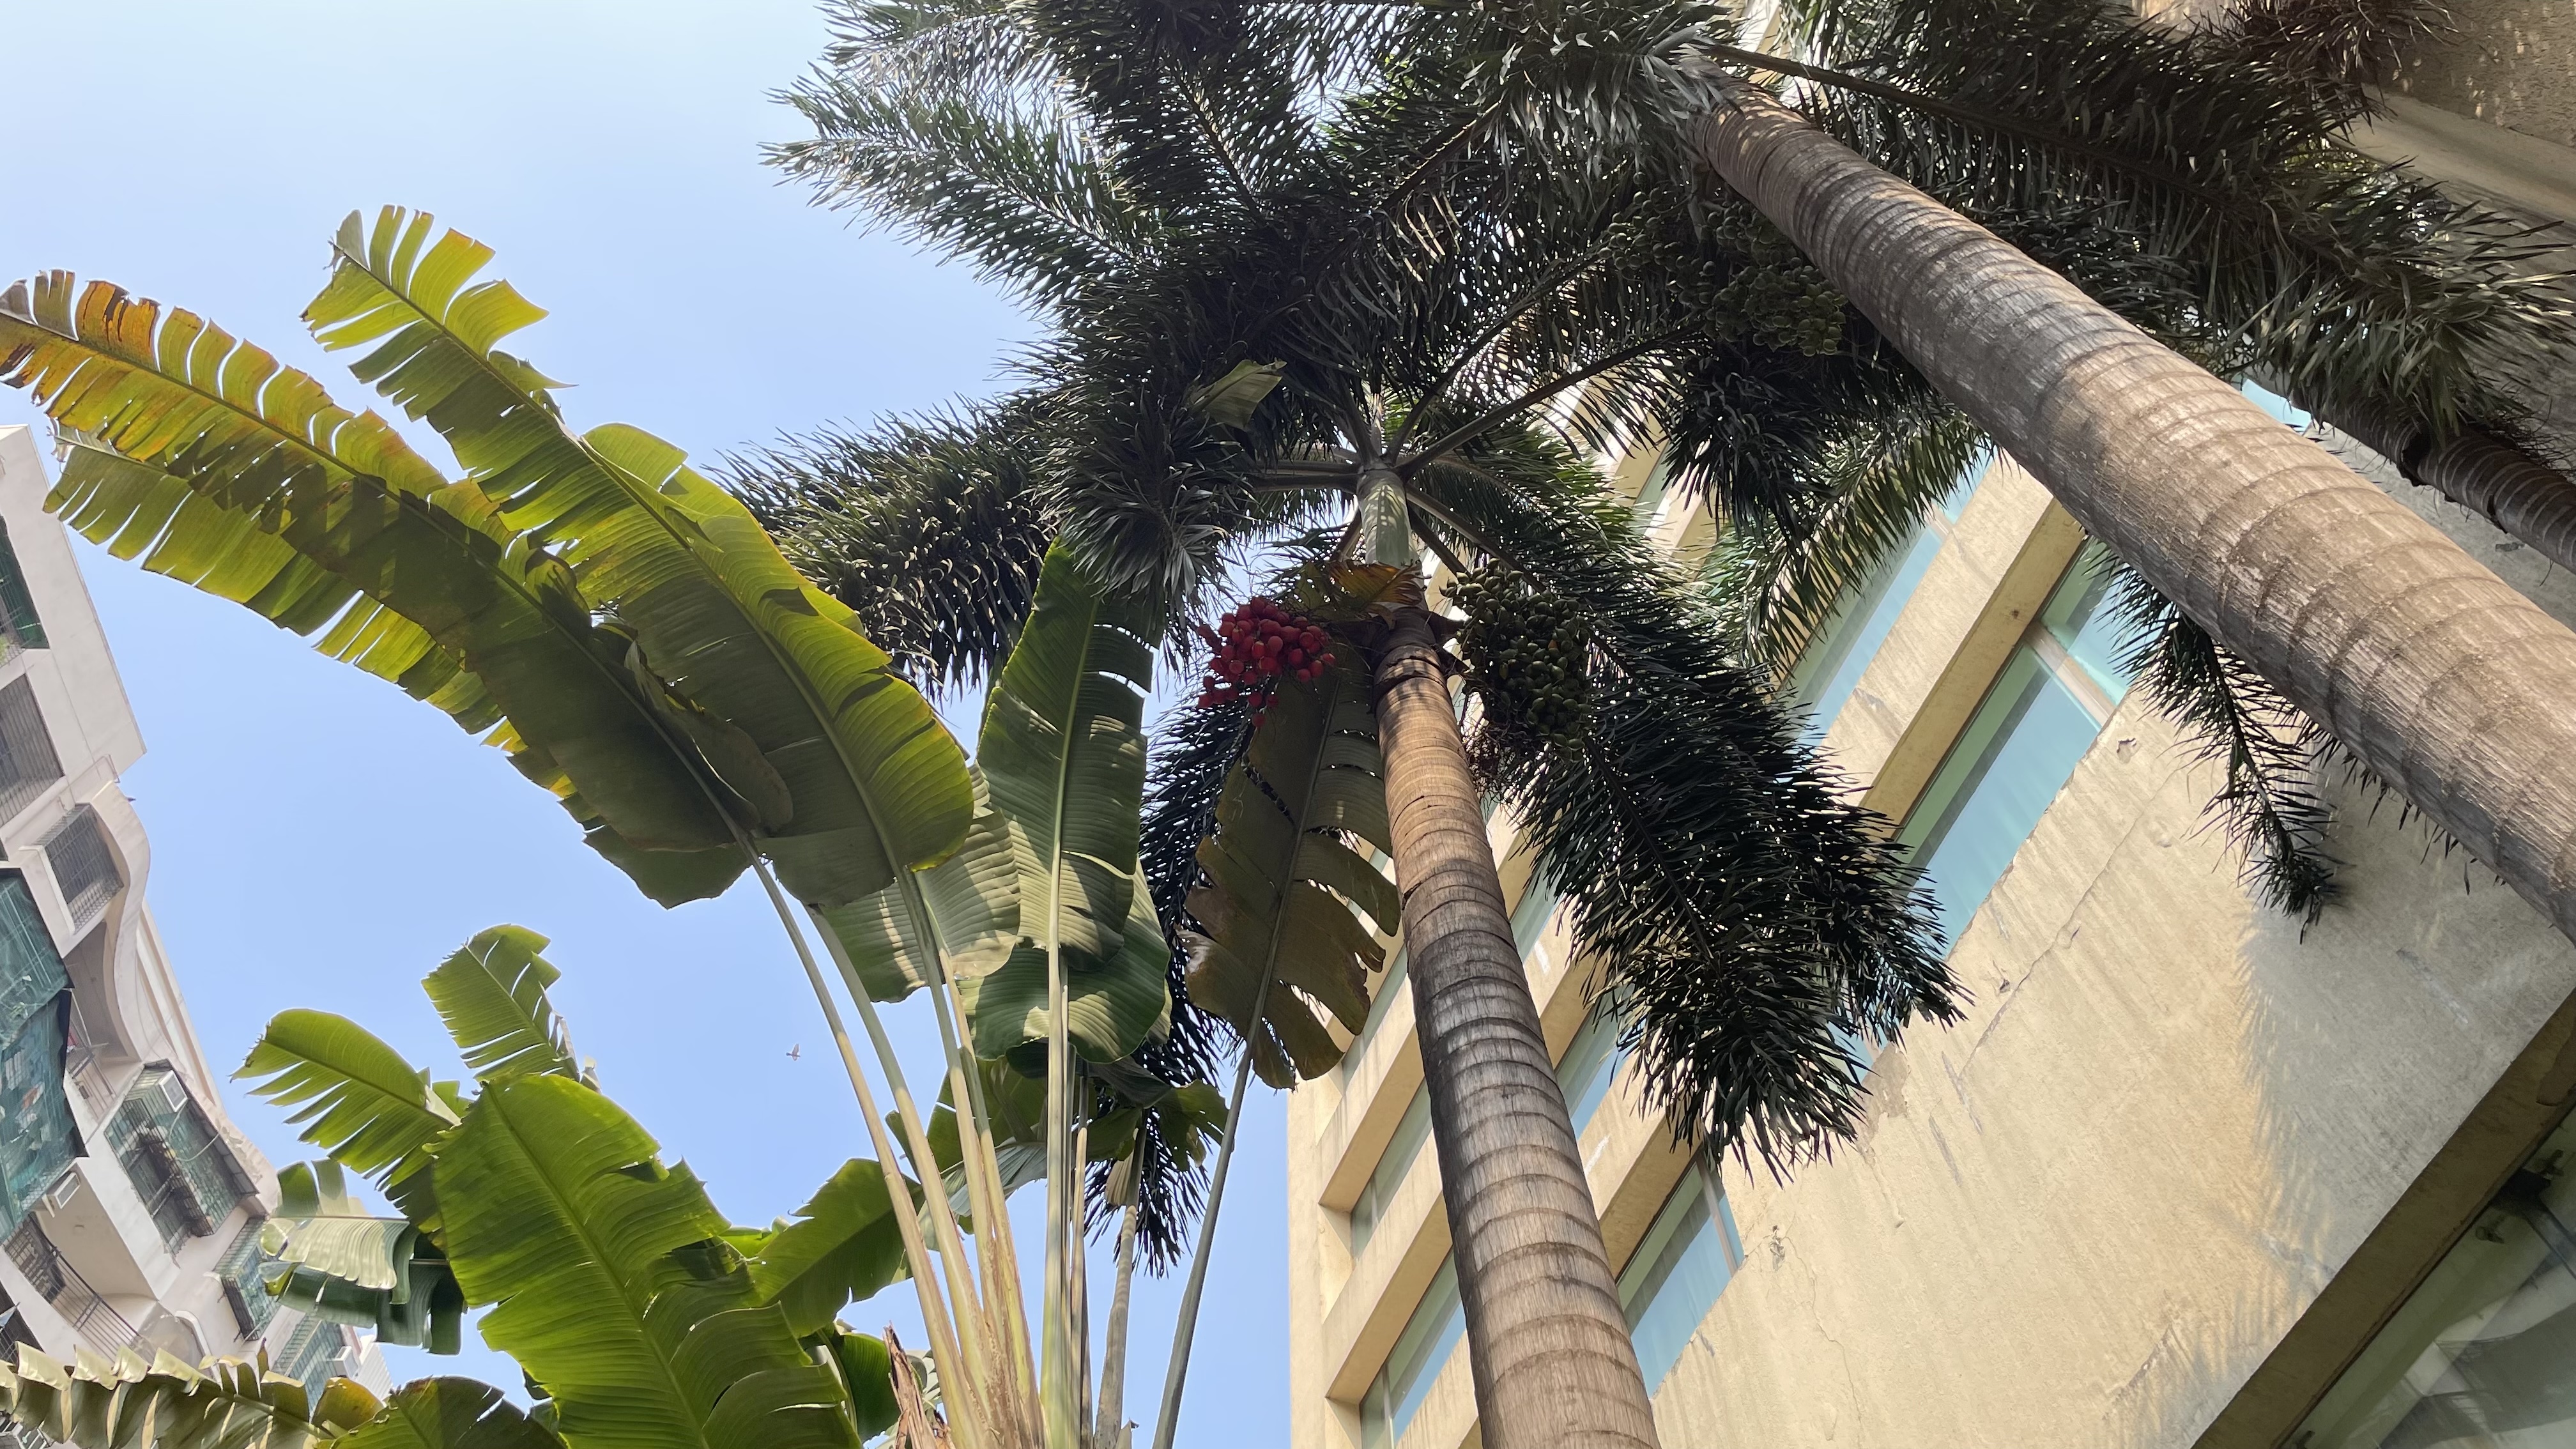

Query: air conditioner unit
<box><xmin>42</xmin><ymin>1173</ymin><xmax>77</xmax><ymax>1214</ymax></box>
<box><xmin>146</xmin><ymin>1073</ymin><xmax>186</xmax><ymax>1117</ymax></box>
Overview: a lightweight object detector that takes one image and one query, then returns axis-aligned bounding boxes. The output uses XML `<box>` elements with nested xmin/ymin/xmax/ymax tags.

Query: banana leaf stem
<box><xmin>1147</xmin><ymin>971</ymin><xmax>1272</xmax><ymax>1449</ymax></box>
<box><xmin>746</xmin><ymin>853</ymin><xmax>988</xmax><ymax>1449</ymax></box>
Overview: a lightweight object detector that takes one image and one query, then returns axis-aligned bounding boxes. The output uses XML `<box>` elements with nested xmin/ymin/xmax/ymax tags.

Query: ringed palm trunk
<box><xmin>2308</xmin><ymin>404</ymin><xmax>2576</xmax><ymax>577</ymax></box>
<box><xmin>1694</xmin><ymin>71</ymin><xmax>2576</xmax><ymax>944</ymax></box>
<box><xmin>1356</xmin><ymin>464</ymin><xmax>1660</xmax><ymax>1449</ymax></box>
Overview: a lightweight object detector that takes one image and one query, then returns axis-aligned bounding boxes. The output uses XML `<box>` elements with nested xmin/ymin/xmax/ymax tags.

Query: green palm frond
<box><xmin>1421</xmin><ymin>442</ymin><xmax>1959</xmax><ymax>1166</ymax></box>
<box><xmin>2107</xmin><ymin>565</ymin><xmax>2344</xmax><ymax>921</ymax></box>
<box><xmin>423</xmin><ymin>926</ymin><xmax>584</xmax><ymax>1085</ymax></box>
<box><xmin>0</xmin><ymin>273</ymin><xmax>746</xmax><ymax>905</ymax></box>
<box><xmin>727</xmin><ymin>401</ymin><xmax>1056</xmax><ymax>698</ymax></box>
<box><xmin>305</xmin><ymin>208</ymin><xmax>974</xmax><ymax>912</ymax></box>
<box><xmin>438</xmin><ymin>1074</ymin><xmax>864</xmax><ymax>1449</ymax></box>
<box><xmin>1181</xmin><ymin>656</ymin><xmax>1397</xmax><ymax>1087</ymax></box>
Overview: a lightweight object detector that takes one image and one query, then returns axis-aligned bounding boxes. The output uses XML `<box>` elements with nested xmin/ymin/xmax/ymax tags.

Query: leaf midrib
<box><xmin>333</xmin><ymin>237</ymin><xmax>931</xmax><ymax>888</ymax></box>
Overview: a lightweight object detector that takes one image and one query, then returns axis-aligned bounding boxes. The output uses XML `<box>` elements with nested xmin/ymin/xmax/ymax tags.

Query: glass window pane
<box><xmin>1620</xmin><ymin>1167</ymin><xmax>1736</xmax><ymax>1391</ymax></box>
<box><xmin>1509</xmin><ymin>875</ymin><xmax>1557</xmax><ymax>959</ymax></box>
<box><xmin>1790</xmin><ymin>523</ymin><xmax>1946</xmax><ymax>744</ymax></box>
<box><xmin>2038</xmin><ymin>546</ymin><xmax>2143</xmax><ymax>703</ymax></box>
<box><xmin>1558</xmin><ymin>1003</ymin><xmax>1627</xmax><ymax>1138</ymax></box>
<box><xmin>2296</xmin><ymin>1109</ymin><xmax>2576</xmax><ymax>1446</ymax></box>
<box><xmin>1349</xmin><ymin>1086</ymin><xmax>1433</xmax><ymax>1254</ymax></box>
<box><xmin>1899</xmin><ymin>652</ymin><xmax>2103</xmax><ymax>951</ymax></box>
<box><xmin>1362</xmin><ymin>1258</ymin><xmax>1464</xmax><ymax>1448</ymax></box>
<box><xmin>1344</xmin><ymin>950</ymin><xmax>1409</xmax><ymax>1083</ymax></box>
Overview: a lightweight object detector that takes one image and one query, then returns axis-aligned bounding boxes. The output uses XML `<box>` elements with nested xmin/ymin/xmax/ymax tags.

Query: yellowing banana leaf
<box><xmin>747</xmin><ymin>1159</ymin><xmax>912</xmax><ymax>1338</ymax></box>
<box><xmin>437</xmin><ymin>1074</ymin><xmax>863</xmax><ymax>1449</ymax></box>
<box><xmin>306</xmin><ymin>209</ymin><xmax>971</xmax><ymax>908</ymax></box>
<box><xmin>423</xmin><ymin>926</ymin><xmax>582</xmax><ymax>1084</ymax></box>
<box><xmin>0</xmin><ymin>273</ymin><xmax>744</xmax><ymax>905</ymax></box>
<box><xmin>1184</xmin><ymin>657</ymin><xmax>1397</xmax><ymax>1085</ymax></box>
<box><xmin>0</xmin><ymin>1347</ymin><xmax>377</xmax><ymax>1449</ymax></box>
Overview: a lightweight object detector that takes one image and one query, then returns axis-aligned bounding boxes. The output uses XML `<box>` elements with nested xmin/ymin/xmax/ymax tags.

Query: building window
<box><xmin>0</xmin><ymin>877</ymin><xmax>74</xmax><ymax>1239</ymax></box>
<box><xmin>1786</xmin><ymin>452</ymin><xmax>1991</xmax><ymax>744</ymax></box>
<box><xmin>1342</xmin><ymin>949</ymin><xmax>1407</xmax><ymax>1084</ymax></box>
<box><xmin>0</xmin><ymin>524</ymin><xmax>44</xmax><ymax>656</ymax></box>
<box><xmin>105</xmin><ymin>1066</ymin><xmax>255</xmax><ymax>1251</ymax></box>
<box><xmin>40</xmin><ymin>806</ymin><xmax>117</xmax><ymax>936</ymax></box>
<box><xmin>275</xmin><ymin>1312</ymin><xmax>349</xmax><ymax>1400</ymax></box>
<box><xmin>1558</xmin><ymin>995</ymin><xmax>1629</xmax><ymax>1139</ymax></box>
<box><xmin>1620</xmin><ymin>1160</ymin><xmax>1747</xmax><ymax>1392</ymax></box>
<box><xmin>1508</xmin><ymin>872</ymin><xmax>1556</xmax><ymax>960</ymax></box>
<box><xmin>1359</xmin><ymin>1257</ymin><xmax>1464</xmax><ymax>1449</ymax></box>
<box><xmin>1349</xmin><ymin>1085</ymin><xmax>1432</xmax><ymax>1255</ymax></box>
<box><xmin>2294</xmin><ymin>1109</ymin><xmax>2576</xmax><ymax>1446</ymax></box>
<box><xmin>215</xmin><ymin>1217</ymin><xmax>279</xmax><ymax>1338</ymax></box>
<box><xmin>0</xmin><ymin>681</ymin><xmax>59</xmax><ymax>826</ymax></box>
<box><xmin>1896</xmin><ymin>548</ymin><xmax>2140</xmax><ymax>951</ymax></box>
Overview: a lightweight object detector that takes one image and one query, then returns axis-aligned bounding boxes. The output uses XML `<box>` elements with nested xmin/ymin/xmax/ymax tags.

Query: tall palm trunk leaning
<box><xmin>1692</xmin><ymin>70</ymin><xmax>2576</xmax><ymax>943</ymax></box>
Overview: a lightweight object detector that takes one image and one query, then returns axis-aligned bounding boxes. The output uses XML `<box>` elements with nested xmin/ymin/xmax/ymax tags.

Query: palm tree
<box><xmin>747</xmin><ymin>3</ymin><xmax>1962</xmax><ymax>1441</ymax></box>
<box><xmin>1643</xmin><ymin>0</ymin><xmax>2575</xmax><ymax>916</ymax></box>
<box><xmin>1683</xmin><ymin>66</ymin><xmax>2576</xmax><ymax>948</ymax></box>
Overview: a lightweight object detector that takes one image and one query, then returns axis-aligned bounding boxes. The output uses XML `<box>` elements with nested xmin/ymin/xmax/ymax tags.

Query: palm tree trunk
<box><xmin>1094</xmin><ymin>1202</ymin><xmax>1140</xmax><ymax>1449</ymax></box>
<box><xmin>2308</xmin><ymin>404</ymin><xmax>2576</xmax><ymax>576</ymax></box>
<box><xmin>1359</xmin><ymin>463</ymin><xmax>1660</xmax><ymax>1449</ymax></box>
<box><xmin>1693</xmin><ymin>70</ymin><xmax>2576</xmax><ymax>943</ymax></box>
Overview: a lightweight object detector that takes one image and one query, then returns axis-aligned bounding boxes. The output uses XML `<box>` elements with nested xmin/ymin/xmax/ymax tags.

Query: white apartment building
<box><xmin>0</xmin><ymin>424</ymin><xmax>387</xmax><ymax>1397</ymax></box>
<box><xmin>1285</xmin><ymin>23</ymin><xmax>2576</xmax><ymax>1448</ymax></box>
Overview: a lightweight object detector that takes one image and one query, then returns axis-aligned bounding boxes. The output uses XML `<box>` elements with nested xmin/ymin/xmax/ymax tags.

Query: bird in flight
<box><xmin>786</xmin><ymin>1045</ymin><xmax>802</xmax><ymax>1061</ymax></box>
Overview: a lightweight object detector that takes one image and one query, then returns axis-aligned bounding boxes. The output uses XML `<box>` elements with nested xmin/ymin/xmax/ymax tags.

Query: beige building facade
<box><xmin>1283</xmin><ymin>37</ymin><xmax>2576</xmax><ymax>1449</ymax></box>
<box><xmin>0</xmin><ymin>425</ymin><xmax>387</xmax><ymax>1400</ymax></box>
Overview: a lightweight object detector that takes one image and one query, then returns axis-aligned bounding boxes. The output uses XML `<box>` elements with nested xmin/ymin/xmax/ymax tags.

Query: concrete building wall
<box><xmin>0</xmin><ymin>425</ymin><xmax>381</xmax><ymax>1387</ymax></box>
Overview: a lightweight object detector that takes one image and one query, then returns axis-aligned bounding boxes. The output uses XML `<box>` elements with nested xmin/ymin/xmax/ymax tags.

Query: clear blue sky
<box><xmin>0</xmin><ymin>2</ymin><xmax>1288</xmax><ymax>1442</ymax></box>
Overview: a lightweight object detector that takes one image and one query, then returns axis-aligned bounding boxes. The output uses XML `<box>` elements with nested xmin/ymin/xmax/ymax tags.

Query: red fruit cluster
<box><xmin>1195</xmin><ymin>597</ymin><xmax>1336</xmax><ymax>723</ymax></box>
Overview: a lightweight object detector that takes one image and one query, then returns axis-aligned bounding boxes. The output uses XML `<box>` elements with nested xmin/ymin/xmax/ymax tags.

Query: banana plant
<box><xmin>0</xmin><ymin>1360</ymin><xmax>556</xmax><ymax>1449</ymax></box>
<box><xmin>241</xmin><ymin>930</ymin><xmax>907</xmax><ymax>1449</ymax></box>
<box><xmin>0</xmin><ymin>214</ymin><xmax>1289</xmax><ymax>1448</ymax></box>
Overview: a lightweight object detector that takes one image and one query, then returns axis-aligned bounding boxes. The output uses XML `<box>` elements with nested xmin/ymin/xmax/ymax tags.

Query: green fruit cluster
<box><xmin>1453</xmin><ymin>565</ymin><xmax>1591</xmax><ymax>739</ymax></box>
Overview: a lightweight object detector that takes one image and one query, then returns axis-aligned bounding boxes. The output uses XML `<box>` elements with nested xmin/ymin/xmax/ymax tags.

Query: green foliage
<box><xmin>245</xmin><ymin>931</ymin><xmax>912</xmax><ymax>1449</ymax></box>
<box><xmin>1181</xmin><ymin>657</ymin><xmax>1397</xmax><ymax>1086</ymax></box>
<box><xmin>307</xmin><ymin>208</ymin><xmax>976</xmax><ymax>912</ymax></box>
<box><xmin>424</xmin><ymin>927</ymin><xmax>585</xmax><ymax>1084</ymax></box>
<box><xmin>965</xmin><ymin>543</ymin><xmax>1172</xmax><ymax>1061</ymax></box>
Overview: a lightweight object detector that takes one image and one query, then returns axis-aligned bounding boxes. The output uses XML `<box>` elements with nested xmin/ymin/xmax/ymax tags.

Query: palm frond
<box><xmin>726</xmin><ymin>400</ymin><xmax>1055</xmax><ymax>698</ymax></box>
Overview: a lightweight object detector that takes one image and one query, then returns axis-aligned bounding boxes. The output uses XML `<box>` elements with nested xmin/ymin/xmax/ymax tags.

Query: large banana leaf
<box><xmin>747</xmin><ymin>1160</ymin><xmax>912</xmax><ymax>1337</ymax></box>
<box><xmin>0</xmin><ymin>275</ymin><xmax>745</xmax><ymax>904</ymax></box>
<box><xmin>969</xmin><ymin>543</ymin><xmax>1169</xmax><ymax>1057</ymax></box>
<box><xmin>338</xmin><ymin>1378</ymin><xmax>560</xmax><ymax>1449</ymax></box>
<box><xmin>1184</xmin><ymin>657</ymin><xmax>1397</xmax><ymax>1085</ymax></box>
<box><xmin>436</xmin><ymin>1074</ymin><xmax>863</xmax><ymax>1449</ymax></box>
<box><xmin>820</xmin><ymin>767</ymin><xmax>1026</xmax><ymax>1003</ymax></box>
<box><xmin>423</xmin><ymin>926</ymin><xmax>583</xmax><ymax>1084</ymax></box>
<box><xmin>306</xmin><ymin>208</ymin><xmax>972</xmax><ymax>908</ymax></box>
<box><xmin>239</xmin><ymin>1011</ymin><xmax>459</xmax><ymax>1189</ymax></box>
<box><xmin>261</xmin><ymin>1163</ymin><xmax>463</xmax><ymax>1353</ymax></box>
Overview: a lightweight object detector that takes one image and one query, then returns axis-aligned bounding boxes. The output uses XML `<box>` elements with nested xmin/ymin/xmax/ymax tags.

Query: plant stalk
<box><xmin>746</xmin><ymin>857</ymin><xmax>988</xmax><ymax>1449</ymax></box>
<box><xmin>1095</xmin><ymin>1200</ymin><xmax>1141</xmax><ymax>1449</ymax></box>
<box><xmin>1146</xmin><ymin>973</ymin><xmax>1269</xmax><ymax>1449</ymax></box>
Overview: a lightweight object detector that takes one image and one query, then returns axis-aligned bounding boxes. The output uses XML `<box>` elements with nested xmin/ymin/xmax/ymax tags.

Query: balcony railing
<box><xmin>38</xmin><ymin>808</ymin><xmax>116</xmax><ymax>938</ymax></box>
<box><xmin>213</xmin><ymin>1218</ymin><xmax>277</xmax><ymax>1339</ymax></box>
<box><xmin>4</xmin><ymin>1216</ymin><xmax>135</xmax><ymax>1353</ymax></box>
<box><xmin>105</xmin><ymin>1067</ymin><xmax>254</xmax><ymax>1254</ymax></box>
